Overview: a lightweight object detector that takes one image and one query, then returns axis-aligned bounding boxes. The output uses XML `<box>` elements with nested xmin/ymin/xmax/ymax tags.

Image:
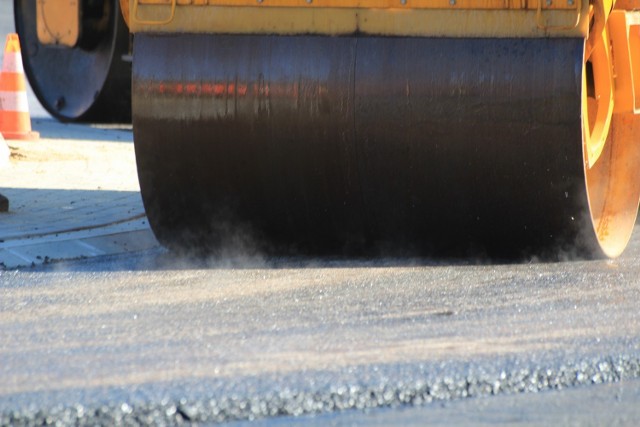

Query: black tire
<box><xmin>14</xmin><ymin>0</ymin><xmax>131</xmax><ymax>123</ymax></box>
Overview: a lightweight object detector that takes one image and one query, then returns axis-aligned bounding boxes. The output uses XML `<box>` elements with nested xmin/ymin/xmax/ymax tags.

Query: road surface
<box><xmin>1</xmin><ymin>232</ymin><xmax>640</xmax><ymax>425</ymax></box>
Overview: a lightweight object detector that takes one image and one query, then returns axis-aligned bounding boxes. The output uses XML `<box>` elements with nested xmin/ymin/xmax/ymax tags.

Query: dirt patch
<box><xmin>8</xmin><ymin>141</ymin><xmax>87</xmax><ymax>163</ymax></box>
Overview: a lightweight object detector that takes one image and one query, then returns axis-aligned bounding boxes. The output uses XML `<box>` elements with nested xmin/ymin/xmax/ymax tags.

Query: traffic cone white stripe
<box><xmin>0</xmin><ymin>91</ymin><xmax>29</xmax><ymax>112</ymax></box>
<box><xmin>1</xmin><ymin>52</ymin><xmax>23</xmax><ymax>74</ymax></box>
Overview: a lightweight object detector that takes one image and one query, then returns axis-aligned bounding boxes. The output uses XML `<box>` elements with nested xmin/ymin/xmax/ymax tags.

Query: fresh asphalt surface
<box><xmin>2</xmin><ymin>4</ymin><xmax>640</xmax><ymax>427</ymax></box>
<box><xmin>1</xmin><ymin>236</ymin><xmax>640</xmax><ymax>426</ymax></box>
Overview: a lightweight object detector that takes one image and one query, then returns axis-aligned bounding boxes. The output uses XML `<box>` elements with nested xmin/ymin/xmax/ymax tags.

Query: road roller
<box><xmin>16</xmin><ymin>0</ymin><xmax>640</xmax><ymax>259</ymax></box>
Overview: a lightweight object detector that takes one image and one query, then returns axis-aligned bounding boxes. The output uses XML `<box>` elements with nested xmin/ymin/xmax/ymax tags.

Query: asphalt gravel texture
<box><xmin>2</xmin><ymin>354</ymin><xmax>640</xmax><ymax>425</ymax></box>
<box><xmin>2</xmin><ymin>239</ymin><xmax>640</xmax><ymax>426</ymax></box>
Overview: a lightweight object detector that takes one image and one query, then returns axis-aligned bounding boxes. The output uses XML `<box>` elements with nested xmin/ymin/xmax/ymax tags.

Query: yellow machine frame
<box><xmin>126</xmin><ymin>0</ymin><xmax>592</xmax><ymax>37</ymax></box>
<box><xmin>36</xmin><ymin>0</ymin><xmax>80</xmax><ymax>46</ymax></box>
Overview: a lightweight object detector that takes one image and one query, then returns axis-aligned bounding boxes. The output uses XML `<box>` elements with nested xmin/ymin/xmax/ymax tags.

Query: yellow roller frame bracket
<box><xmin>130</xmin><ymin>0</ymin><xmax>587</xmax><ymax>37</ymax></box>
<box><xmin>133</xmin><ymin>0</ymin><xmax>177</xmax><ymax>25</ymax></box>
<box><xmin>36</xmin><ymin>0</ymin><xmax>80</xmax><ymax>47</ymax></box>
<box><xmin>536</xmin><ymin>0</ymin><xmax>582</xmax><ymax>30</ymax></box>
<box><xmin>609</xmin><ymin>10</ymin><xmax>640</xmax><ymax>115</ymax></box>
<box><xmin>582</xmin><ymin>0</ymin><xmax>615</xmax><ymax>169</ymax></box>
<box><xmin>120</xmin><ymin>0</ymin><xmax>132</xmax><ymax>27</ymax></box>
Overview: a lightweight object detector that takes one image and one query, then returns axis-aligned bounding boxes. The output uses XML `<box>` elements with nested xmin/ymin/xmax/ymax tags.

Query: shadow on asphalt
<box><xmin>28</xmin><ymin>240</ymin><xmax>622</xmax><ymax>273</ymax></box>
<box><xmin>31</xmin><ymin>214</ymin><xmax>640</xmax><ymax>273</ymax></box>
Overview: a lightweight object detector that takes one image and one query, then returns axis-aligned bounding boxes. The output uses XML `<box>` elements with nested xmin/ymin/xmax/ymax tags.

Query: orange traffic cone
<box><xmin>0</xmin><ymin>34</ymin><xmax>38</xmax><ymax>140</ymax></box>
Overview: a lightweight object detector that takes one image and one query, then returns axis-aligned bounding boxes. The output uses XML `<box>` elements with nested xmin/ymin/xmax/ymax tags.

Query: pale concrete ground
<box><xmin>0</xmin><ymin>119</ymin><xmax>158</xmax><ymax>269</ymax></box>
<box><xmin>0</xmin><ymin>4</ymin><xmax>158</xmax><ymax>269</ymax></box>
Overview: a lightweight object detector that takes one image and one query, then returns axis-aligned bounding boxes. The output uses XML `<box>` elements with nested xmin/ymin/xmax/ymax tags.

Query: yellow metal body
<box><xmin>36</xmin><ymin>0</ymin><xmax>80</xmax><ymax>47</ymax></box>
<box><xmin>582</xmin><ymin>3</ymin><xmax>640</xmax><ymax>169</ymax></box>
<box><xmin>609</xmin><ymin>10</ymin><xmax>640</xmax><ymax>115</ymax></box>
<box><xmin>121</xmin><ymin>0</ymin><xmax>132</xmax><ymax>27</ymax></box>
<box><xmin>137</xmin><ymin>0</ymin><xmax>576</xmax><ymax>7</ymax></box>
<box><xmin>127</xmin><ymin>0</ymin><xmax>590</xmax><ymax>37</ymax></box>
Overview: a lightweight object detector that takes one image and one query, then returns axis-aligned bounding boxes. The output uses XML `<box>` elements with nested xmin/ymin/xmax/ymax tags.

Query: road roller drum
<box><xmin>129</xmin><ymin>0</ymin><xmax>640</xmax><ymax>259</ymax></box>
<box><xmin>15</xmin><ymin>0</ymin><xmax>640</xmax><ymax>258</ymax></box>
<box><xmin>133</xmin><ymin>35</ymin><xmax>592</xmax><ymax>258</ymax></box>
